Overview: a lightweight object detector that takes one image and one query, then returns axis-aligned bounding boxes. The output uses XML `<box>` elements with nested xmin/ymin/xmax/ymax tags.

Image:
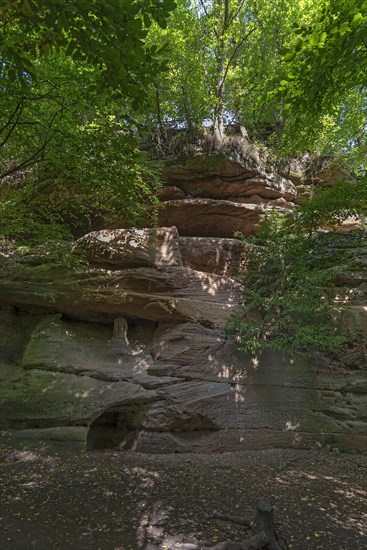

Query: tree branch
<box><xmin>221</xmin><ymin>27</ymin><xmax>256</xmax><ymax>86</ymax></box>
<box><xmin>0</xmin><ymin>142</ymin><xmax>48</xmax><ymax>180</ymax></box>
<box><xmin>0</xmin><ymin>98</ymin><xmax>24</xmax><ymax>136</ymax></box>
<box><xmin>0</xmin><ymin>103</ymin><xmax>64</xmax><ymax>180</ymax></box>
<box><xmin>198</xmin><ymin>0</ymin><xmax>220</xmax><ymax>39</ymax></box>
<box><xmin>0</xmin><ymin>108</ymin><xmax>24</xmax><ymax>149</ymax></box>
<box><xmin>228</xmin><ymin>0</ymin><xmax>247</xmax><ymax>28</ymax></box>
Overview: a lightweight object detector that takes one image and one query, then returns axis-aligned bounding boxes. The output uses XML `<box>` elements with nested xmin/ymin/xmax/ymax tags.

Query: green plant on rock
<box><xmin>227</xmin><ymin>178</ymin><xmax>367</xmax><ymax>355</ymax></box>
<box><xmin>228</xmin><ymin>213</ymin><xmax>344</xmax><ymax>355</ymax></box>
<box><xmin>299</xmin><ymin>177</ymin><xmax>367</xmax><ymax>230</ymax></box>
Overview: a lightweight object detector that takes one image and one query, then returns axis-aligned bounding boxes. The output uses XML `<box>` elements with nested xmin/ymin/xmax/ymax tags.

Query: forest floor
<box><xmin>0</xmin><ymin>445</ymin><xmax>366</xmax><ymax>550</ymax></box>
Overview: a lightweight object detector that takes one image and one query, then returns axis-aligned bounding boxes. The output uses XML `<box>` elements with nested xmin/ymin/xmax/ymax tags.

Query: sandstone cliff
<box><xmin>0</xmin><ymin>153</ymin><xmax>366</xmax><ymax>454</ymax></box>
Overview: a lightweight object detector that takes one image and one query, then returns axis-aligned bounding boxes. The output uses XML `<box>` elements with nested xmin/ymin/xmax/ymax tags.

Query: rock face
<box><xmin>179</xmin><ymin>236</ymin><xmax>249</xmax><ymax>276</ymax></box>
<box><xmin>159</xmin><ymin>153</ymin><xmax>361</xmax><ymax>234</ymax></box>
<box><xmin>159</xmin><ymin>155</ymin><xmax>297</xmax><ymax>237</ymax></box>
<box><xmin>0</xmin><ymin>153</ymin><xmax>366</xmax><ymax>455</ymax></box>
<box><xmin>75</xmin><ymin>227</ymin><xmax>183</xmax><ymax>269</ymax></box>
<box><xmin>159</xmin><ymin>198</ymin><xmax>264</xmax><ymax>238</ymax></box>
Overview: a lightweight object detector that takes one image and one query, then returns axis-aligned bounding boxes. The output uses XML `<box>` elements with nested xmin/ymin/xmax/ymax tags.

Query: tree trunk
<box><xmin>213</xmin><ymin>103</ymin><xmax>225</xmax><ymax>139</ymax></box>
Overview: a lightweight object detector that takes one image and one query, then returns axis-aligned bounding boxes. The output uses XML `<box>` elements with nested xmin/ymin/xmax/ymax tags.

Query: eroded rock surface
<box><xmin>179</xmin><ymin>236</ymin><xmax>248</xmax><ymax>276</ymax></box>
<box><xmin>159</xmin><ymin>198</ymin><xmax>265</xmax><ymax>238</ymax></box>
<box><xmin>0</xmin><ymin>223</ymin><xmax>366</xmax><ymax>454</ymax></box>
<box><xmin>74</xmin><ymin>227</ymin><xmax>183</xmax><ymax>269</ymax></box>
<box><xmin>159</xmin><ymin>155</ymin><xmax>296</xmax><ymax>237</ymax></box>
<box><xmin>159</xmin><ymin>153</ymin><xmax>361</xmax><ymax>235</ymax></box>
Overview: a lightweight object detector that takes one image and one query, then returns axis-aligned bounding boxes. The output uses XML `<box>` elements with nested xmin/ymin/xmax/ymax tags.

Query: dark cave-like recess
<box><xmin>86</xmin><ymin>405</ymin><xmax>147</xmax><ymax>451</ymax></box>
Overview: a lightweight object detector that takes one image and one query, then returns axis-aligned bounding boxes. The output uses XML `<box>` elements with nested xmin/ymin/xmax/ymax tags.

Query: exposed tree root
<box><xmin>203</xmin><ymin>501</ymin><xmax>288</xmax><ymax>550</ymax></box>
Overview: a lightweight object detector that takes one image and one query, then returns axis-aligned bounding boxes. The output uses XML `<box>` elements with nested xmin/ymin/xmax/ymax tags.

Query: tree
<box><xmin>0</xmin><ymin>1</ymin><xmax>177</xmax><ymax>243</ymax></box>
<box><xmin>0</xmin><ymin>0</ymin><xmax>176</xmax><ymax>100</ymax></box>
<box><xmin>0</xmin><ymin>55</ymin><xmax>163</xmax><ymax>243</ymax></box>
<box><xmin>146</xmin><ymin>0</ymin><xmax>365</xmax><ymax>174</ymax></box>
<box><xmin>195</xmin><ymin>0</ymin><xmax>258</xmax><ymax>137</ymax></box>
<box><xmin>230</xmin><ymin>0</ymin><xmax>318</xmax><ymax>145</ymax></box>
<box><xmin>278</xmin><ymin>0</ymin><xmax>367</xmax><ymax>168</ymax></box>
<box><xmin>0</xmin><ymin>0</ymin><xmax>177</xmax><ymax>177</ymax></box>
<box><xmin>148</xmin><ymin>0</ymin><xmax>261</xmax><ymax>135</ymax></box>
<box><xmin>145</xmin><ymin>1</ymin><xmax>210</xmax><ymax>131</ymax></box>
<box><xmin>281</xmin><ymin>0</ymin><xmax>367</xmax><ymax>116</ymax></box>
<box><xmin>147</xmin><ymin>1</ymin><xmax>321</xmax><ymax>138</ymax></box>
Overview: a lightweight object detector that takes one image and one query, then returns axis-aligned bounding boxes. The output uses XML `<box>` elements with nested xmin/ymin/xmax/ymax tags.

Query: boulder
<box><xmin>74</xmin><ymin>227</ymin><xmax>183</xmax><ymax>268</ymax></box>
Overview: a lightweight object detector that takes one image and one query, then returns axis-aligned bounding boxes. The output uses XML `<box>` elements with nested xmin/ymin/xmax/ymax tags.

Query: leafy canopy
<box><xmin>0</xmin><ymin>0</ymin><xmax>176</xmax><ymax>243</ymax></box>
<box><xmin>281</xmin><ymin>0</ymin><xmax>367</xmax><ymax>115</ymax></box>
<box><xmin>277</xmin><ymin>0</ymin><xmax>367</xmax><ymax>167</ymax></box>
<box><xmin>146</xmin><ymin>0</ymin><xmax>366</xmax><ymax>171</ymax></box>
<box><xmin>1</xmin><ymin>0</ymin><xmax>176</xmax><ymax>103</ymax></box>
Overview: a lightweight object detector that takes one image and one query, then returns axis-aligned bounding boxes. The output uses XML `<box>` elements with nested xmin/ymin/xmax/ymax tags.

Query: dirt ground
<box><xmin>0</xmin><ymin>445</ymin><xmax>366</xmax><ymax>550</ymax></box>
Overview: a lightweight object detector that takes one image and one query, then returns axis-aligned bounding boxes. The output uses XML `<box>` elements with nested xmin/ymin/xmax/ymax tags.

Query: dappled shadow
<box><xmin>1</xmin><ymin>228</ymin><xmax>365</xmax><ymax>456</ymax></box>
<box><xmin>1</xmin><ymin>447</ymin><xmax>366</xmax><ymax>549</ymax></box>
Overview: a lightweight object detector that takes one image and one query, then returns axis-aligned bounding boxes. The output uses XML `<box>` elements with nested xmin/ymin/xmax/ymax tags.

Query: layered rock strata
<box><xmin>1</xmin><ymin>224</ymin><xmax>366</xmax><ymax>454</ymax></box>
<box><xmin>159</xmin><ymin>153</ymin><xmax>360</xmax><ymax>234</ymax></box>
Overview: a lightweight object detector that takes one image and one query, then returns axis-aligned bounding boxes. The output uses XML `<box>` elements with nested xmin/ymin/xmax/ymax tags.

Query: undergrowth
<box><xmin>227</xmin><ymin>177</ymin><xmax>367</xmax><ymax>355</ymax></box>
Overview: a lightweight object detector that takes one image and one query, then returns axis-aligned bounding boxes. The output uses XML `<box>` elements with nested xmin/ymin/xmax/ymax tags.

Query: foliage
<box><xmin>0</xmin><ymin>150</ymin><xmax>162</xmax><ymax>245</ymax></box>
<box><xmin>145</xmin><ymin>2</ymin><xmax>210</xmax><ymax>130</ymax></box>
<box><xmin>0</xmin><ymin>55</ymin><xmax>163</xmax><ymax>244</ymax></box>
<box><xmin>227</xmin><ymin>215</ymin><xmax>344</xmax><ymax>355</ymax></box>
<box><xmin>227</xmin><ymin>179</ymin><xmax>367</xmax><ymax>355</ymax></box>
<box><xmin>147</xmin><ymin>1</ymin><xmax>321</xmax><ymax>135</ymax></box>
<box><xmin>278</xmin><ymin>0</ymin><xmax>367</xmax><ymax>166</ymax></box>
<box><xmin>0</xmin><ymin>102</ymin><xmax>162</xmax><ymax>243</ymax></box>
<box><xmin>230</xmin><ymin>0</ymin><xmax>319</xmax><ymax>145</ymax></box>
<box><xmin>299</xmin><ymin>176</ymin><xmax>367</xmax><ymax>230</ymax></box>
<box><xmin>281</xmin><ymin>0</ymin><xmax>367</xmax><ymax>115</ymax></box>
<box><xmin>0</xmin><ymin>0</ymin><xmax>176</xmax><ymax>103</ymax></box>
<box><xmin>1</xmin><ymin>0</ymin><xmax>366</xmax><ymax>248</ymax></box>
<box><xmin>0</xmin><ymin>1</ymin><xmax>173</xmax><ymax>244</ymax></box>
<box><xmin>145</xmin><ymin>0</ymin><xmax>366</xmax><ymax>175</ymax></box>
<box><xmin>147</xmin><ymin>0</ymin><xmax>281</xmax><ymax>134</ymax></box>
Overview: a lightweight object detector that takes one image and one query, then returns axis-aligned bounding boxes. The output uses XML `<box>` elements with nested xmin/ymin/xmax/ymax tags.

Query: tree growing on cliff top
<box><xmin>148</xmin><ymin>0</ymin><xmax>317</xmax><ymax>139</ymax></box>
<box><xmin>147</xmin><ymin>0</ymin><xmax>366</xmax><ymax>170</ymax></box>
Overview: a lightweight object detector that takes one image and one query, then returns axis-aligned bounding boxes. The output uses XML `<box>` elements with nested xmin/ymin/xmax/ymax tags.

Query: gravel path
<box><xmin>0</xmin><ymin>445</ymin><xmax>366</xmax><ymax>550</ymax></box>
